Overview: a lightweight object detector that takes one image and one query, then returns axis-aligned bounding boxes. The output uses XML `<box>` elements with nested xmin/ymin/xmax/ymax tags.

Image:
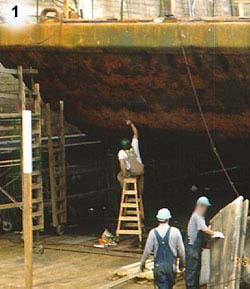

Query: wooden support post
<box><xmin>45</xmin><ymin>103</ymin><xmax>58</xmax><ymax>228</ymax></box>
<box><xmin>64</xmin><ymin>0</ymin><xmax>69</xmax><ymax>19</ymax></box>
<box><xmin>17</xmin><ymin>66</ymin><xmax>25</xmax><ymax>110</ymax></box>
<box><xmin>22</xmin><ymin>110</ymin><xmax>33</xmax><ymax>289</ymax></box>
<box><xmin>59</xmin><ymin>101</ymin><xmax>67</xmax><ymax>224</ymax></box>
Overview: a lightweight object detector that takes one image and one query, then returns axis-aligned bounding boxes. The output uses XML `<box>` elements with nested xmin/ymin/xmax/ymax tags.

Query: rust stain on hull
<box><xmin>1</xmin><ymin>22</ymin><xmax>250</xmax><ymax>138</ymax></box>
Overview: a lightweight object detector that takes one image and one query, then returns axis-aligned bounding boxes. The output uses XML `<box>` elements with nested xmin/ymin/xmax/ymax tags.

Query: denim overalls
<box><xmin>153</xmin><ymin>228</ymin><xmax>176</xmax><ymax>289</ymax></box>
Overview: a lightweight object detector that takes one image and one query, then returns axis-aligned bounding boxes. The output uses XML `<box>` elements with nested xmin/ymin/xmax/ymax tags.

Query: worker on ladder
<box><xmin>140</xmin><ymin>208</ymin><xmax>185</xmax><ymax>289</ymax></box>
<box><xmin>117</xmin><ymin>120</ymin><xmax>144</xmax><ymax>194</ymax></box>
<box><xmin>185</xmin><ymin>197</ymin><xmax>224</xmax><ymax>289</ymax></box>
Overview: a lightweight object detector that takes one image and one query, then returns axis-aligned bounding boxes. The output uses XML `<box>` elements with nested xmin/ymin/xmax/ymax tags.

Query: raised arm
<box><xmin>126</xmin><ymin>120</ymin><xmax>138</xmax><ymax>139</ymax></box>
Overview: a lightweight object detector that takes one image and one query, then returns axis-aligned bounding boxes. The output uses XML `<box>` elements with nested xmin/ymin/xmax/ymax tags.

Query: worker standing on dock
<box><xmin>185</xmin><ymin>197</ymin><xmax>224</xmax><ymax>289</ymax></box>
<box><xmin>117</xmin><ymin>120</ymin><xmax>144</xmax><ymax>194</ymax></box>
<box><xmin>140</xmin><ymin>208</ymin><xmax>185</xmax><ymax>289</ymax></box>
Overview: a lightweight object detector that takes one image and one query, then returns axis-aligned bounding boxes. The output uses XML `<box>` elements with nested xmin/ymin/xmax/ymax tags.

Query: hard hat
<box><xmin>120</xmin><ymin>139</ymin><xmax>131</xmax><ymax>150</ymax></box>
<box><xmin>197</xmin><ymin>196</ymin><xmax>211</xmax><ymax>207</ymax></box>
<box><xmin>156</xmin><ymin>208</ymin><xmax>172</xmax><ymax>221</ymax></box>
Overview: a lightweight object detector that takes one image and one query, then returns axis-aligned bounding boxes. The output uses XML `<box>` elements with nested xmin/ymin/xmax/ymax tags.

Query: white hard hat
<box><xmin>156</xmin><ymin>208</ymin><xmax>172</xmax><ymax>221</ymax></box>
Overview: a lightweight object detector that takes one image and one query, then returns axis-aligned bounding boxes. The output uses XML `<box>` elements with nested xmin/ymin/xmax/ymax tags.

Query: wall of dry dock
<box><xmin>0</xmin><ymin>0</ymin><xmax>247</xmax><ymax>21</ymax></box>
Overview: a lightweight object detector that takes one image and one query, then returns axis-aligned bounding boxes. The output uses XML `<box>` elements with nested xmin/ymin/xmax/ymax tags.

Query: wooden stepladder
<box><xmin>116</xmin><ymin>177</ymin><xmax>144</xmax><ymax>243</ymax></box>
<box><xmin>45</xmin><ymin>101</ymin><xmax>67</xmax><ymax>234</ymax></box>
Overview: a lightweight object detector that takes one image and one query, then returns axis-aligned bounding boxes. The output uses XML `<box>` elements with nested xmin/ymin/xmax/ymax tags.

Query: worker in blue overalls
<box><xmin>185</xmin><ymin>197</ymin><xmax>224</xmax><ymax>289</ymax></box>
<box><xmin>140</xmin><ymin>208</ymin><xmax>185</xmax><ymax>289</ymax></box>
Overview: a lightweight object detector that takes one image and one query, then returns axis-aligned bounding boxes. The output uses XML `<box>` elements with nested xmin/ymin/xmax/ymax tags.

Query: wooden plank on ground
<box><xmin>111</xmin><ymin>259</ymin><xmax>153</xmax><ymax>277</ymax></box>
<box><xmin>100</xmin><ymin>271</ymin><xmax>140</xmax><ymax>289</ymax></box>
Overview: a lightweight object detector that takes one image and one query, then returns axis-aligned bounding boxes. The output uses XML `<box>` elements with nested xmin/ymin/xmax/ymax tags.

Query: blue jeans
<box><xmin>185</xmin><ymin>244</ymin><xmax>201</xmax><ymax>289</ymax></box>
<box><xmin>155</xmin><ymin>274</ymin><xmax>173</xmax><ymax>289</ymax></box>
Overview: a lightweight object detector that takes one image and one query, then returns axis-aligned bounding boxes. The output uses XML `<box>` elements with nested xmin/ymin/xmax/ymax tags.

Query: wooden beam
<box><xmin>0</xmin><ymin>202</ymin><xmax>22</xmax><ymax>210</ymax></box>
<box><xmin>0</xmin><ymin>67</ymin><xmax>38</xmax><ymax>75</ymax></box>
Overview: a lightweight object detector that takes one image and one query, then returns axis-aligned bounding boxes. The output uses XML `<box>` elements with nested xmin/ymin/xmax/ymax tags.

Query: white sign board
<box><xmin>22</xmin><ymin>110</ymin><xmax>32</xmax><ymax>174</ymax></box>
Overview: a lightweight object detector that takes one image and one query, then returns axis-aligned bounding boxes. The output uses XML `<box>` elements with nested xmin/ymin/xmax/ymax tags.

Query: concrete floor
<box><xmin>0</xmin><ymin>235</ymin><xmax>185</xmax><ymax>289</ymax></box>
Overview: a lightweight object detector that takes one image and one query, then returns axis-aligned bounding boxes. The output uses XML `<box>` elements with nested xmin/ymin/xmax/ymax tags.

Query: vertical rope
<box><xmin>180</xmin><ymin>44</ymin><xmax>240</xmax><ymax>197</ymax></box>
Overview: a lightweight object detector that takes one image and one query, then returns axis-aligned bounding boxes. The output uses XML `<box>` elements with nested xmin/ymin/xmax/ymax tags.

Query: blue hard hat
<box><xmin>156</xmin><ymin>208</ymin><xmax>172</xmax><ymax>221</ymax></box>
<box><xmin>197</xmin><ymin>196</ymin><xmax>211</xmax><ymax>207</ymax></box>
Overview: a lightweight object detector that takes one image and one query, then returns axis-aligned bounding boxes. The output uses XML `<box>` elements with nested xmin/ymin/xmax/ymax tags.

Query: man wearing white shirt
<box><xmin>117</xmin><ymin>120</ymin><xmax>144</xmax><ymax>194</ymax></box>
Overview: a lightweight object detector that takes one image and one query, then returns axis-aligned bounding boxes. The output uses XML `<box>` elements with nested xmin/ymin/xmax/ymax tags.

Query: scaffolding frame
<box><xmin>0</xmin><ymin>66</ymin><xmax>44</xmax><ymax>232</ymax></box>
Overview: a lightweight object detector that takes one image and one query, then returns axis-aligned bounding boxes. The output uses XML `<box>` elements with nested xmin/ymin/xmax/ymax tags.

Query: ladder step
<box><xmin>124</xmin><ymin>178</ymin><xmax>137</xmax><ymax>183</ymax></box>
<box><xmin>53</xmin><ymin>148</ymin><xmax>61</xmax><ymax>153</ymax></box>
<box><xmin>32</xmin><ymin>170</ymin><xmax>41</xmax><ymax>176</ymax></box>
<box><xmin>32</xmin><ymin>156</ymin><xmax>41</xmax><ymax>162</ymax></box>
<box><xmin>57</xmin><ymin>209</ymin><xmax>66</xmax><ymax>215</ymax></box>
<box><xmin>32</xmin><ymin>224</ymin><xmax>44</xmax><ymax>231</ymax></box>
<box><xmin>32</xmin><ymin>183</ymin><xmax>42</xmax><ymax>190</ymax></box>
<box><xmin>116</xmin><ymin>229</ymin><xmax>141</xmax><ymax>235</ymax></box>
<box><xmin>57</xmin><ymin>197</ymin><xmax>66</xmax><ymax>202</ymax></box>
<box><xmin>123</xmin><ymin>190</ymin><xmax>137</xmax><ymax>195</ymax></box>
<box><xmin>32</xmin><ymin>129</ymin><xmax>41</xmax><ymax>135</ymax></box>
<box><xmin>119</xmin><ymin>216</ymin><xmax>140</xmax><ymax>221</ymax></box>
<box><xmin>124</xmin><ymin>210</ymin><xmax>138</xmax><ymax>216</ymax></box>
<box><xmin>32</xmin><ymin>211</ymin><xmax>43</xmax><ymax>217</ymax></box>
<box><xmin>121</xmin><ymin>203</ymin><xmax>138</xmax><ymax>208</ymax></box>
<box><xmin>123</xmin><ymin>222</ymin><xmax>139</xmax><ymax>228</ymax></box>
<box><xmin>124</xmin><ymin>198</ymin><xmax>141</xmax><ymax>203</ymax></box>
<box><xmin>32</xmin><ymin>144</ymin><xmax>41</xmax><ymax>149</ymax></box>
<box><xmin>32</xmin><ymin>198</ymin><xmax>43</xmax><ymax>204</ymax></box>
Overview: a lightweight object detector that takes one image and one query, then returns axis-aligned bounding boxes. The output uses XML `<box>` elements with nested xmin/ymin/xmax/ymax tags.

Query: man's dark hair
<box><xmin>158</xmin><ymin>219</ymin><xmax>169</xmax><ymax>224</ymax></box>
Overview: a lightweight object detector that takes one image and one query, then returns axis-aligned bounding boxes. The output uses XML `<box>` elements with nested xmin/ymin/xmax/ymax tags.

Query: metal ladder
<box><xmin>116</xmin><ymin>177</ymin><xmax>144</xmax><ymax>243</ymax></box>
<box><xmin>45</xmin><ymin>101</ymin><xmax>67</xmax><ymax>234</ymax></box>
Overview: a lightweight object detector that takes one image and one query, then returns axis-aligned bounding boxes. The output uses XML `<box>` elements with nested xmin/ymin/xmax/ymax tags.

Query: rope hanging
<box><xmin>180</xmin><ymin>45</ymin><xmax>240</xmax><ymax>197</ymax></box>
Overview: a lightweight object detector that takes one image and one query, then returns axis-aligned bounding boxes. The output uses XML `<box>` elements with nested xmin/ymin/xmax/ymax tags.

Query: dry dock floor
<box><xmin>0</xmin><ymin>234</ymin><xmax>186</xmax><ymax>289</ymax></box>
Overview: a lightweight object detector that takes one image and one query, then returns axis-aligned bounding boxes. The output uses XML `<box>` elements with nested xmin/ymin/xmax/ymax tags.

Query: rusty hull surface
<box><xmin>0</xmin><ymin>22</ymin><xmax>250</xmax><ymax>138</ymax></box>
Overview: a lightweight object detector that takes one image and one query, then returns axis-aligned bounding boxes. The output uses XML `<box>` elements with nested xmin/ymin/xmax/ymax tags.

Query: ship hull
<box><xmin>1</xmin><ymin>22</ymin><xmax>250</xmax><ymax>138</ymax></box>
